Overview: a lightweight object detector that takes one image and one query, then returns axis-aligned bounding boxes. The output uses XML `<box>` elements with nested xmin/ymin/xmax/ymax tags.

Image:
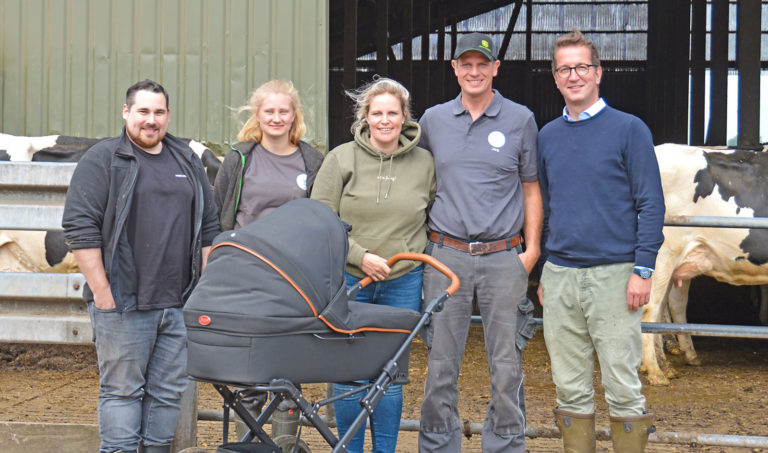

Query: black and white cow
<box><xmin>641</xmin><ymin>143</ymin><xmax>768</xmax><ymax>385</ymax></box>
<box><xmin>0</xmin><ymin>132</ymin><xmax>221</xmax><ymax>184</ymax></box>
<box><xmin>0</xmin><ymin>133</ymin><xmax>222</xmax><ymax>272</ymax></box>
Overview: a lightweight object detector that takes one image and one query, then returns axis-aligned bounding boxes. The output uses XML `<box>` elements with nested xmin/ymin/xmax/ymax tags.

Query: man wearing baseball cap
<box><xmin>418</xmin><ymin>32</ymin><xmax>542</xmax><ymax>453</ymax></box>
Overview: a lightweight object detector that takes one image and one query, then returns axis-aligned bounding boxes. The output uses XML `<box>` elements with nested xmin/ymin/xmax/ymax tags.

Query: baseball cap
<box><xmin>453</xmin><ymin>32</ymin><xmax>497</xmax><ymax>61</ymax></box>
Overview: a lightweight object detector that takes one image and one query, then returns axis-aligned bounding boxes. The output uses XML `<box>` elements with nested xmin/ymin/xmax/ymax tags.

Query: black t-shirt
<box><xmin>127</xmin><ymin>144</ymin><xmax>194</xmax><ymax>310</ymax></box>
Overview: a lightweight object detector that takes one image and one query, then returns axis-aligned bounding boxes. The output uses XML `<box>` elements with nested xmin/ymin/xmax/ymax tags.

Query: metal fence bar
<box><xmin>665</xmin><ymin>215</ymin><xmax>768</xmax><ymax>228</ymax></box>
<box><xmin>0</xmin><ymin>272</ymin><xmax>91</xmax><ymax>344</ymax></box>
<box><xmin>4</xmin><ymin>162</ymin><xmax>768</xmax><ymax>449</ymax></box>
<box><xmin>0</xmin><ymin>272</ymin><xmax>84</xmax><ymax>300</ymax></box>
<box><xmin>196</xmin><ymin>410</ymin><xmax>768</xmax><ymax>449</ymax></box>
<box><xmin>0</xmin><ymin>161</ymin><xmax>74</xmax><ymax>230</ymax></box>
<box><xmin>0</xmin><ymin>161</ymin><xmax>76</xmax><ymax>186</ymax></box>
<box><xmin>0</xmin><ymin>205</ymin><xmax>66</xmax><ymax>230</ymax></box>
<box><xmin>640</xmin><ymin>321</ymin><xmax>768</xmax><ymax>338</ymax></box>
<box><xmin>469</xmin><ymin>316</ymin><xmax>768</xmax><ymax>338</ymax></box>
<box><xmin>0</xmin><ymin>313</ymin><xmax>92</xmax><ymax>344</ymax></box>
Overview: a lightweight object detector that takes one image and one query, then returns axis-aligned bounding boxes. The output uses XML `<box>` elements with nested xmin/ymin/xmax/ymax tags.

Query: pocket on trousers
<box><xmin>516</xmin><ymin>297</ymin><xmax>537</xmax><ymax>350</ymax></box>
<box><xmin>514</xmin><ymin>249</ymin><xmax>530</xmax><ymax>275</ymax></box>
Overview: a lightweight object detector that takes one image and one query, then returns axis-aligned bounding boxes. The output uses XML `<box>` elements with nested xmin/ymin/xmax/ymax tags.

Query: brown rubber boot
<box><xmin>609</xmin><ymin>413</ymin><xmax>656</xmax><ymax>453</ymax></box>
<box><xmin>553</xmin><ymin>408</ymin><xmax>596</xmax><ymax>453</ymax></box>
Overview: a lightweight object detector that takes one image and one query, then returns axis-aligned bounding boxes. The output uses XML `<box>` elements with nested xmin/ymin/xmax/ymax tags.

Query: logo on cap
<box><xmin>481</xmin><ymin>40</ymin><xmax>490</xmax><ymax>50</ymax></box>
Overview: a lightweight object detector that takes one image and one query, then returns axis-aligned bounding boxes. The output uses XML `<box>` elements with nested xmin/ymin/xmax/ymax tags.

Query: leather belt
<box><xmin>428</xmin><ymin>231</ymin><xmax>523</xmax><ymax>256</ymax></box>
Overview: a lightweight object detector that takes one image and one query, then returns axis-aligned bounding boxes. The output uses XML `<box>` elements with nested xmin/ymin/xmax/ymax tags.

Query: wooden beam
<box><xmin>737</xmin><ymin>0</ymin><xmax>761</xmax><ymax>147</ymax></box>
<box><xmin>376</xmin><ymin>0</ymin><xmax>389</xmax><ymax>76</ymax></box>
<box><xmin>690</xmin><ymin>0</ymin><xmax>706</xmax><ymax>145</ymax></box>
<box><xmin>450</xmin><ymin>21</ymin><xmax>457</xmax><ymax>59</ymax></box>
<box><xmin>422</xmin><ymin>0</ymin><xmax>432</xmax><ymax>106</ymax></box>
<box><xmin>646</xmin><ymin>0</ymin><xmax>690</xmax><ymax>144</ymax></box>
<box><xmin>436</xmin><ymin>2</ymin><xmax>446</xmax><ymax>104</ymax></box>
<box><xmin>343</xmin><ymin>0</ymin><xmax>358</xmax><ymax>90</ymax></box>
<box><xmin>706</xmin><ymin>0</ymin><xmax>729</xmax><ymax>146</ymax></box>
<box><xmin>498</xmin><ymin>0</ymin><xmax>523</xmax><ymax>62</ymax></box>
<box><xmin>524</xmin><ymin>0</ymin><xmax>533</xmax><ymax>107</ymax></box>
<box><xmin>403</xmin><ymin>0</ymin><xmax>413</xmax><ymax>90</ymax></box>
<box><xmin>525</xmin><ymin>0</ymin><xmax>532</xmax><ymax>62</ymax></box>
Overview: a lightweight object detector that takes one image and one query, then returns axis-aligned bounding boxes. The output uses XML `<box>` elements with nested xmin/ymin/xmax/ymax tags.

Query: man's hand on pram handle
<box><xmin>355</xmin><ymin>252</ymin><xmax>460</xmax><ymax>296</ymax></box>
<box><xmin>361</xmin><ymin>252</ymin><xmax>392</xmax><ymax>281</ymax></box>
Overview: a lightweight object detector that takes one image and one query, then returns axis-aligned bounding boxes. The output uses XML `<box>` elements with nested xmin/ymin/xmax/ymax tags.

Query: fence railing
<box><xmin>0</xmin><ymin>162</ymin><xmax>91</xmax><ymax>344</ymax></box>
<box><xmin>0</xmin><ymin>161</ymin><xmax>196</xmax><ymax>449</ymax></box>
<box><xmin>2</xmin><ymin>160</ymin><xmax>768</xmax><ymax>449</ymax></box>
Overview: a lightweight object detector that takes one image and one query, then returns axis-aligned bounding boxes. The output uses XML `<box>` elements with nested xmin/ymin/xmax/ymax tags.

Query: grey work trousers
<box><xmin>418</xmin><ymin>241</ymin><xmax>535</xmax><ymax>453</ymax></box>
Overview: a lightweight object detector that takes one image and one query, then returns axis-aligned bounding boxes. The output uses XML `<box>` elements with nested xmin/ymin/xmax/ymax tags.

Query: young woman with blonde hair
<box><xmin>214</xmin><ymin>80</ymin><xmax>324</xmax><ymax>230</ymax></box>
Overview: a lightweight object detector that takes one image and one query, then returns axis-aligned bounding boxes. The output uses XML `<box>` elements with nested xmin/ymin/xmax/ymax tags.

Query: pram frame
<box><xmin>201</xmin><ymin>253</ymin><xmax>460</xmax><ymax>453</ymax></box>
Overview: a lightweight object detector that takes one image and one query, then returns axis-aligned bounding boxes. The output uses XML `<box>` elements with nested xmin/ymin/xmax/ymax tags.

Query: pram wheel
<box><xmin>273</xmin><ymin>435</ymin><xmax>311</xmax><ymax>453</ymax></box>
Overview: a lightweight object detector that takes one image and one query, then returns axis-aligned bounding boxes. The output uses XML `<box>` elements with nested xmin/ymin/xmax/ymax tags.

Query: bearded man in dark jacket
<box><xmin>63</xmin><ymin>79</ymin><xmax>220</xmax><ymax>453</ymax></box>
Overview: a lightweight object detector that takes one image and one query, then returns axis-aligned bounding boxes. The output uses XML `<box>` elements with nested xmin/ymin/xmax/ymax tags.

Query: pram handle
<box><xmin>357</xmin><ymin>252</ymin><xmax>460</xmax><ymax>295</ymax></box>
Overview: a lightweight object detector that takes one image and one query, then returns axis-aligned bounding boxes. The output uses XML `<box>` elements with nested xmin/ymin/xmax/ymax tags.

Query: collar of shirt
<box><xmin>562</xmin><ymin>98</ymin><xmax>607</xmax><ymax>122</ymax></box>
<box><xmin>452</xmin><ymin>89</ymin><xmax>502</xmax><ymax>117</ymax></box>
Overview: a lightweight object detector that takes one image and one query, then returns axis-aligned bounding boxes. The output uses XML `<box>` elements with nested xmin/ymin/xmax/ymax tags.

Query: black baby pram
<box><xmin>183</xmin><ymin>199</ymin><xmax>459</xmax><ymax>453</ymax></box>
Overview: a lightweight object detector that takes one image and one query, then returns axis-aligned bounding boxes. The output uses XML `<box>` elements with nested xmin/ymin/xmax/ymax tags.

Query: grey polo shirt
<box><xmin>419</xmin><ymin>90</ymin><xmax>538</xmax><ymax>241</ymax></box>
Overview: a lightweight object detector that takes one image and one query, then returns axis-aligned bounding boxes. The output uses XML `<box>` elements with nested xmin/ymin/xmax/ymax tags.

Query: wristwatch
<box><xmin>633</xmin><ymin>266</ymin><xmax>653</xmax><ymax>279</ymax></box>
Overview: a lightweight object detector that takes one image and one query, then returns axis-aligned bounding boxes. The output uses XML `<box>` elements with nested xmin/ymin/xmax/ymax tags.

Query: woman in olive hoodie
<box><xmin>311</xmin><ymin>77</ymin><xmax>435</xmax><ymax>453</ymax></box>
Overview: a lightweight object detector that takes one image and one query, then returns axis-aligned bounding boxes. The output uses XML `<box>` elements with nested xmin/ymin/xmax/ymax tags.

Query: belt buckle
<box><xmin>468</xmin><ymin>241</ymin><xmax>487</xmax><ymax>256</ymax></box>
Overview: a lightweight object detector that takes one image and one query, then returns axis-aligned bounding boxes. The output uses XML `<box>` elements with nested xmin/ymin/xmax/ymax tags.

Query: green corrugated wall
<box><xmin>0</xmin><ymin>0</ymin><xmax>328</xmax><ymax>150</ymax></box>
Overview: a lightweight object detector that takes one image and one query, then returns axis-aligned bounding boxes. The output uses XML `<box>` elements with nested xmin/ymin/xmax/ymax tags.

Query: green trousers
<box><xmin>541</xmin><ymin>261</ymin><xmax>645</xmax><ymax>416</ymax></box>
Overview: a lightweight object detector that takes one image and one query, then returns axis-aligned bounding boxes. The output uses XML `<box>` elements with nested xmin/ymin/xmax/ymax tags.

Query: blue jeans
<box><xmin>88</xmin><ymin>304</ymin><xmax>188</xmax><ymax>453</ymax></box>
<box><xmin>334</xmin><ymin>266</ymin><xmax>422</xmax><ymax>453</ymax></box>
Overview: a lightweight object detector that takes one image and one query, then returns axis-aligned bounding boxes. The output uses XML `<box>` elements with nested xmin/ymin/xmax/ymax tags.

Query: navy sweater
<box><xmin>538</xmin><ymin>106</ymin><xmax>665</xmax><ymax>269</ymax></box>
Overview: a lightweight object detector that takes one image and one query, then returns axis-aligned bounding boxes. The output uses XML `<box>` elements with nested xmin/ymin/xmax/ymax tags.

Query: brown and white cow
<box><xmin>642</xmin><ymin>143</ymin><xmax>768</xmax><ymax>385</ymax></box>
<box><xmin>0</xmin><ymin>133</ymin><xmax>221</xmax><ymax>272</ymax></box>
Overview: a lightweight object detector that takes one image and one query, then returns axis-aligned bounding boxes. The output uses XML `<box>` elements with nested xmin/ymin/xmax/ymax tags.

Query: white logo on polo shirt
<box><xmin>488</xmin><ymin>131</ymin><xmax>505</xmax><ymax>151</ymax></box>
<box><xmin>296</xmin><ymin>173</ymin><xmax>308</xmax><ymax>190</ymax></box>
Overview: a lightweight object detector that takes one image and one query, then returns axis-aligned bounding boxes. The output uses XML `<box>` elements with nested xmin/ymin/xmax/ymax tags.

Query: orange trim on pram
<box><xmin>210</xmin><ymin>241</ymin><xmax>413</xmax><ymax>335</ymax></box>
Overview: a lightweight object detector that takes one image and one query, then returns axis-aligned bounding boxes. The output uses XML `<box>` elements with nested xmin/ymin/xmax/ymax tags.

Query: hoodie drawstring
<box><xmin>376</xmin><ymin>154</ymin><xmax>384</xmax><ymax>204</ymax></box>
<box><xmin>384</xmin><ymin>155</ymin><xmax>394</xmax><ymax>200</ymax></box>
<box><xmin>376</xmin><ymin>153</ymin><xmax>395</xmax><ymax>204</ymax></box>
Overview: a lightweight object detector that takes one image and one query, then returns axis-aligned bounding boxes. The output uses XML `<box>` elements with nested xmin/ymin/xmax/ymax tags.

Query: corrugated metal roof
<box><xmin>364</xmin><ymin>1</ymin><xmax>768</xmax><ymax>62</ymax></box>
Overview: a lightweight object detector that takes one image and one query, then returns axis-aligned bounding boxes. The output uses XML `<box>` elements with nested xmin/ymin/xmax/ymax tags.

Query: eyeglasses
<box><xmin>554</xmin><ymin>64</ymin><xmax>598</xmax><ymax>78</ymax></box>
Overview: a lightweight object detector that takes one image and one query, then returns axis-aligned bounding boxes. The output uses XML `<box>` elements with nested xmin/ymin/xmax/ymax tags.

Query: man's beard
<box><xmin>128</xmin><ymin>127</ymin><xmax>164</xmax><ymax>149</ymax></box>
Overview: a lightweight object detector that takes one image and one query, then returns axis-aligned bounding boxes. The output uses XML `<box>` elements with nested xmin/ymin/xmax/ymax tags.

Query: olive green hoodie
<box><xmin>311</xmin><ymin>121</ymin><xmax>436</xmax><ymax>279</ymax></box>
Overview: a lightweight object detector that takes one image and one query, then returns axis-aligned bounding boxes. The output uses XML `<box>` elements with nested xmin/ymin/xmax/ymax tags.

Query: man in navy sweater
<box><xmin>537</xmin><ymin>30</ymin><xmax>665</xmax><ymax>452</ymax></box>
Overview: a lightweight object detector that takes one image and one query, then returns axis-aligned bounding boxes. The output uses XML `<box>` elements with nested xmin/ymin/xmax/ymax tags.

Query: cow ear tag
<box><xmin>198</xmin><ymin>315</ymin><xmax>212</xmax><ymax>326</ymax></box>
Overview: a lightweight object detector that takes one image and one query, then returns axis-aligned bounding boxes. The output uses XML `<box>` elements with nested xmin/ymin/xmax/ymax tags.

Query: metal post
<box><xmin>172</xmin><ymin>381</ymin><xmax>198</xmax><ymax>451</ymax></box>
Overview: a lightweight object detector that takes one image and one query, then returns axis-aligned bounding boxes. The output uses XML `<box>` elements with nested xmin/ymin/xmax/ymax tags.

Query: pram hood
<box><xmin>184</xmin><ymin>198</ymin><xmax>419</xmax><ymax>337</ymax></box>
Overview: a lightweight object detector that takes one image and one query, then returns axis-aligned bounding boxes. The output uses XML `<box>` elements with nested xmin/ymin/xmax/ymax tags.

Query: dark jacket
<box><xmin>214</xmin><ymin>140</ymin><xmax>324</xmax><ymax>231</ymax></box>
<box><xmin>62</xmin><ymin>128</ymin><xmax>221</xmax><ymax>312</ymax></box>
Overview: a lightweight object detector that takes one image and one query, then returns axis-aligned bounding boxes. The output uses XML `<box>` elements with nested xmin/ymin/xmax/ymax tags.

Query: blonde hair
<box><xmin>552</xmin><ymin>29</ymin><xmax>601</xmax><ymax>72</ymax></box>
<box><xmin>236</xmin><ymin>80</ymin><xmax>307</xmax><ymax>145</ymax></box>
<box><xmin>347</xmin><ymin>77</ymin><xmax>413</xmax><ymax>134</ymax></box>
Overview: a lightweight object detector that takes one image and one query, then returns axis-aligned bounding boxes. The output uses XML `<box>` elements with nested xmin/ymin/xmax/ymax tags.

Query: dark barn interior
<box><xmin>329</xmin><ymin>0</ymin><xmax>764</xmax><ymax>148</ymax></box>
<box><xmin>328</xmin><ymin>0</ymin><xmax>768</xmax><ymax>326</ymax></box>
